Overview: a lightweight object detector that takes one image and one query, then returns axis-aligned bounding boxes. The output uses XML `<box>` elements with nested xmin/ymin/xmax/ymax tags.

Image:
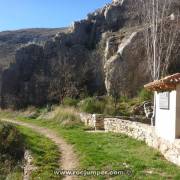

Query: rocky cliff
<box><xmin>0</xmin><ymin>0</ymin><xmax>180</xmax><ymax>108</ymax></box>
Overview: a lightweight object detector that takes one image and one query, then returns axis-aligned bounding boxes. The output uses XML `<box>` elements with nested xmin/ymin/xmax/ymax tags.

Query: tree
<box><xmin>58</xmin><ymin>58</ymin><xmax>75</xmax><ymax>104</ymax></box>
<box><xmin>109</xmin><ymin>64</ymin><xmax>126</xmax><ymax>114</ymax></box>
<box><xmin>142</xmin><ymin>0</ymin><xmax>179</xmax><ymax>125</ymax></box>
<box><xmin>110</xmin><ymin>76</ymin><xmax>121</xmax><ymax>113</ymax></box>
<box><xmin>48</xmin><ymin>57</ymin><xmax>78</xmax><ymax>104</ymax></box>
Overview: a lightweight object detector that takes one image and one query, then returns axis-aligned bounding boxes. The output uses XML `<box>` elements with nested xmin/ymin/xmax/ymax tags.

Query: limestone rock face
<box><xmin>1</xmin><ymin>44</ymin><xmax>47</xmax><ymax>108</ymax></box>
<box><xmin>0</xmin><ymin>0</ymin><xmax>180</xmax><ymax>108</ymax></box>
<box><xmin>104</xmin><ymin>30</ymin><xmax>150</xmax><ymax>96</ymax></box>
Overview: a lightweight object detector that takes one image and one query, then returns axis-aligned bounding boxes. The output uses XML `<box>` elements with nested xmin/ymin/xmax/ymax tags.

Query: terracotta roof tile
<box><xmin>144</xmin><ymin>73</ymin><xmax>180</xmax><ymax>91</ymax></box>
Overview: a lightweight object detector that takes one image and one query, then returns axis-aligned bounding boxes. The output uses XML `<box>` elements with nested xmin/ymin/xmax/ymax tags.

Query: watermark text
<box><xmin>54</xmin><ymin>169</ymin><xmax>132</xmax><ymax>176</ymax></box>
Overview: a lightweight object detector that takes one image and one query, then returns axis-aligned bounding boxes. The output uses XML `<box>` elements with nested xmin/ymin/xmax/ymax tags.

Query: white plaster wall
<box><xmin>176</xmin><ymin>84</ymin><xmax>180</xmax><ymax>138</ymax></box>
<box><xmin>155</xmin><ymin>91</ymin><xmax>176</xmax><ymax>142</ymax></box>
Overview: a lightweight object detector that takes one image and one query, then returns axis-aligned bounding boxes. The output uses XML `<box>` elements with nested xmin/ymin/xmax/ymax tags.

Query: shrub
<box><xmin>78</xmin><ymin>97</ymin><xmax>106</xmax><ymax>114</ymax></box>
<box><xmin>120</xmin><ymin>96</ymin><xmax>129</xmax><ymax>103</ymax></box>
<box><xmin>53</xmin><ymin>107</ymin><xmax>82</xmax><ymax>129</ymax></box>
<box><xmin>63</xmin><ymin>97</ymin><xmax>79</xmax><ymax>107</ymax></box>
<box><xmin>103</xmin><ymin>104</ymin><xmax>116</xmax><ymax>116</ymax></box>
<box><xmin>119</xmin><ymin>102</ymin><xmax>131</xmax><ymax>116</ymax></box>
<box><xmin>102</xmin><ymin>97</ymin><xmax>116</xmax><ymax>116</ymax></box>
<box><xmin>0</xmin><ymin>123</ymin><xmax>25</xmax><ymax>160</ymax></box>
<box><xmin>138</xmin><ymin>88</ymin><xmax>153</xmax><ymax>102</ymax></box>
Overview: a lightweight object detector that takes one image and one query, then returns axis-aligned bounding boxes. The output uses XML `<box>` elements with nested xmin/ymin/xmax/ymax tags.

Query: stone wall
<box><xmin>94</xmin><ymin>114</ymin><xmax>105</xmax><ymax>130</ymax></box>
<box><xmin>80</xmin><ymin>113</ymin><xmax>95</xmax><ymax>127</ymax></box>
<box><xmin>80</xmin><ymin>113</ymin><xmax>180</xmax><ymax>166</ymax></box>
<box><xmin>79</xmin><ymin>113</ymin><xmax>104</xmax><ymax>130</ymax></box>
<box><xmin>104</xmin><ymin>118</ymin><xmax>180</xmax><ymax>166</ymax></box>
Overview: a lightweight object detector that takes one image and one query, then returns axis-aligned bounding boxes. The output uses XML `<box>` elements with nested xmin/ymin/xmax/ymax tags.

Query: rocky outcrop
<box><xmin>1</xmin><ymin>44</ymin><xmax>48</xmax><ymax>108</ymax></box>
<box><xmin>104</xmin><ymin>29</ymin><xmax>149</xmax><ymax>96</ymax></box>
<box><xmin>0</xmin><ymin>28</ymin><xmax>68</xmax><ymax>69</ymax></box>
<box><xmin>0</xmin><ymin>0</ymin><xmax>180</xmax><ymax>108</ymax></box>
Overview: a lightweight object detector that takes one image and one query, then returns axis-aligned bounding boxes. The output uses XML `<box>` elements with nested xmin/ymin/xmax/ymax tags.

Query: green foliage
<box><xmin>63</xmin><ymin>97</ymin><xmax>79</xmax><ymax>107</ymax></box>
<box><xmin>101</xmin><ymin>96</ymin><xmax>117</xmax><ymax>116</ymax></box>
<box><xmin>138</xmin><ymin>88</ymin><xmax>153</xmax><ymax>102</ymax></box>
<box><xmin>79</xmin><ymin>97</ymin><xmax>106</xmax><ymax>114</ymax></box>
<box><xmin>0</xmin><ymin>122</ymin><xmax>24</xmax><ymax>160</ymax></box>
<box><xmin>0</xmin><ymin>122</ymin><xmax>24</xmax><ymax>179</ymax></box>
<box><xmin>53</xmin><ymin>107</ymin><xmax>83</xmax><ymax>129</ymax></box>
<box><xmin>120</xmin><ymin>95</ymin><xmax>129</xmax><ymax>103</ymax></box>
<box><xmin>79</xmin><ymin>96</ymin><xmax>131</xmax><ymax>116</ymax></box>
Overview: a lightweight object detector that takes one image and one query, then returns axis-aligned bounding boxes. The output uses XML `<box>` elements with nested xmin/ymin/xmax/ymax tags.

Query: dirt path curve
<box><xmin>1</xmin><ymin>119</ymin><xmax>79</xmax><ymax>180</ymax></box>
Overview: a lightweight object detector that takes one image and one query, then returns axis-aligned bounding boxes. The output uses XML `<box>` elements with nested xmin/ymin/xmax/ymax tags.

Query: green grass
<box><xmin>11</xmin><ymin>110</ymin><xmax>180</xmax><ymax>180</ymax></box>
<box><xmin>0</xmin><ymin>122</ymin><xmax>24</xmax><ymax>180</ymax></box>
<box><xmin>16</xmin><ymin>125</ymin><xmax>60</xmax><ymax>179</ymax></box>
<box><xmin>51</xmin><ymin>106</ymin><xmax>82</xmax><ymax>128</ymax></box>
<box><xmin>63</xmin><ymin>97</ymin><xmax>79</xmax><ymax>107</ymax></box>
<box><xmin>1</xmin><ymin>108</ymin><xmax>180</xmax><ymax>179</ymax></box>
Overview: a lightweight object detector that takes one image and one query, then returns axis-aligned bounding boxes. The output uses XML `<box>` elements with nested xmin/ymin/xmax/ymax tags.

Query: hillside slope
<box><xmin>0</xmin><ymin>0</ymin><xmax>180</xmax><ymax>108</ymax></box>
<box><xmin>0</xmin><ymin>28</ymin><xmax>69</xmax><ymax>69</ymax></box>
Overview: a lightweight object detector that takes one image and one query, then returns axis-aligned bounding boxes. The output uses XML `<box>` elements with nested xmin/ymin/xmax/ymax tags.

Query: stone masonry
<box><xmin>104</xmin><ymin>118</ymin><xmax>180</xmax><ymax>166</ymax></box>
<box><xmin>80</xmin><ymin>113</ymin><xmax>180</xmax><ymax>166</ymax></box>
<box><xmin>80</xmin><ymin>113</ymin><xmax>104</xmax><ymax>130</ymax></box>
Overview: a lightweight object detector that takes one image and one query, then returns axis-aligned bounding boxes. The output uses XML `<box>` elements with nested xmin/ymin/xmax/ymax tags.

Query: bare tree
<box><xmin>143</xmin><ymin>0</ymin><xmax>179</xmax><ymax>80</ymax></box>
<box><xmin>48</xmin><ymin>57</ymin><xmax>78</xmax><ymax>104</ymax></box>
<box><xmin>109</xmin><ymin>65</ymin><xmax>126</xmax><ymax>114</ymax></box>
<box><xmin>110</xmin><ymin>78</ymin><xmax>121</xmax><ymax>113</ymax></box>
<box><xmin>142</xmin><ymin>0</ymin><xmax>179</xmax><ymax>125</ymax></box>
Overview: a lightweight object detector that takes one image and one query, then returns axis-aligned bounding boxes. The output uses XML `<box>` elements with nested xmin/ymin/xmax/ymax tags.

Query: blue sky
<box><xmin>0</xmin><ymin>0</ymin><xmax>111</xmax><ymax>31</ymax></box>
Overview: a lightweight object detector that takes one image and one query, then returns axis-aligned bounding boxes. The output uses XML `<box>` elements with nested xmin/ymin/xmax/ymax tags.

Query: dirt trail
<box><xmin>1</xmin><ymin>119</ymin><xmax>79</xmax><ymax>180</ymax></box>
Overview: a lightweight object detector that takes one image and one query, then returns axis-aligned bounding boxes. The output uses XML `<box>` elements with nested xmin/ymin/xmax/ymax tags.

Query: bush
<box><xmin>79</xmin><ymin>97</ymin><xmax>106</xmax><ymax>114</ymax></box>
<box><xmin>0</xmin><ymin>123</ymin><xmax>24</xmax><ymax>160</ymax></box>
<box><xmin>102</xmin><ymin>97</ymin><xmax>116</xmax><ymax>116</ymax></box>
<box><xmin>120</xmin><ymin>96</ymin><xmax>129</xmax><ymax>103</ymax></box>
<box><xmin>63</xmin><ymin>97</ymin><xmax>79</xmax><ymax>107</ymax></box>
<box><xmin>53</xmin><ymin>107</ymin><xmax>82</xmax><ymax>129</ymax></box>
<box><xmin>138</xmin><ymin>88</ymin><xmax>153</xmax><ymax>102</ymax></box>
<box><xmin>79</xmin><ymin>96</ymin><xmax>132</xmax><ymax>116</ymax></box>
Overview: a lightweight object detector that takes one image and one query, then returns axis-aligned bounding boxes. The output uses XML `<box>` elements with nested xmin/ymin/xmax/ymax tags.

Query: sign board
<box><xmin>159</xmin><ymin>92</ymin><xmax>170</xmax><ymax>110</ymax></box>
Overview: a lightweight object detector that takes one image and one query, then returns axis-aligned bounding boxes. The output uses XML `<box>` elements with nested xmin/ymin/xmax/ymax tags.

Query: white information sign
<box><xmin>159</xmin><ymin>92</ymin><xmax>170</xmax><ymax>110</ymax></box>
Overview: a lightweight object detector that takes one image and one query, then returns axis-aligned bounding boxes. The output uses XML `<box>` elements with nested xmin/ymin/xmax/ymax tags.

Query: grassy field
<box><xmin>15</xmin><ymin>125</ymin><xmax>60</xmax><ymax>179</ymax></box>
<box><xmin>2</xmin><ymin>106</ymin><xmax>178</xmax><ymax>180</ymax></box>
